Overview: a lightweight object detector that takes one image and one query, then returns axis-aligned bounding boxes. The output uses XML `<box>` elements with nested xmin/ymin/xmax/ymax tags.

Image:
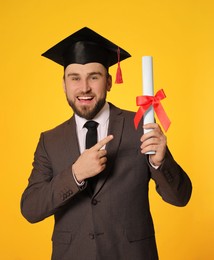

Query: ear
<box><xmin>62</xmin><ymin>76</ymin><xmax>66</xmax><ymax>93</ymax></box>
<box><xmin>107</xmin><ymin>75</ymin><xmax>112</xmax><ymax>92</ymax></box>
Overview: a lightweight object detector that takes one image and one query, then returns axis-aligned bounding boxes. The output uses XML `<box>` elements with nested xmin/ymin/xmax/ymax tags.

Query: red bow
<box><xmin>134</xmin><ymin>89</ymin><xmax>171</xmax><ymax>132</ymax></box>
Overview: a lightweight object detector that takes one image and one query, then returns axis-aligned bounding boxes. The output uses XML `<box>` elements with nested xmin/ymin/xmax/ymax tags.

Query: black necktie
<box><xmin>84</xmin><ymin>121</ymin><xmax>99</xmax><ymax>149</ymax></box>
<box><xmin>84</xmin><ymin>121</ymin><xmax>99</xmax><ymax>192</ymax></box>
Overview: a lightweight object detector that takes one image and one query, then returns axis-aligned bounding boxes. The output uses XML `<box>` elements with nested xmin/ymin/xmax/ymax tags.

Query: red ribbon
<box><xmin>134</xmin><ymin>89</ymin><xmax>171</xmax><ymax>132</ymax></box>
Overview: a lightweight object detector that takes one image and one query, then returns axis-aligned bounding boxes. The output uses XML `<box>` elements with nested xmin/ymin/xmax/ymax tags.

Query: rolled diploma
<box><xmin>142</xmin><ymin>56</ymin><xmax>155</xmax><ymax>154</ymax></box>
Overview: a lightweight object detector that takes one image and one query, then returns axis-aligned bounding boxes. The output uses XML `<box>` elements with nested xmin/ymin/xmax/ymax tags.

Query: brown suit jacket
<box><xmin>21</xmin><ymin>103</ymin><xmax>192</xmax><ymax>260</ymax></box>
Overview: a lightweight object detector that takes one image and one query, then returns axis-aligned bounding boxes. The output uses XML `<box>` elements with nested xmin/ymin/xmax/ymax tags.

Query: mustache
<box><xmin>77</xmin><ymin>91</ymin><xmax>94</xmax><ymax>96</ymax></box>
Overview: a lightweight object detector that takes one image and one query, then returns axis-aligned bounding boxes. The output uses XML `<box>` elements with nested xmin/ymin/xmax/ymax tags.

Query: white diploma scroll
<box><xmin>142</xmin><ymin>56</ymin><xmax>155</xmax><ymax>131</ymax></box>
<box><xmin>142</xmin><ymin>56</ymin><xmax>155</xmax><ymax>154</ymax></box>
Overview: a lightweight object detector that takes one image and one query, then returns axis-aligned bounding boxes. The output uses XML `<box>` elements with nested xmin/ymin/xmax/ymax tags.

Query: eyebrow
<box><xmin>67</xmin><ymin>71</ymin><xmax>103</xmax><ymax>77</ymax></box>
<box><xmin>88</xmin><ymin>71</ymin><xmax>103</xmax><ymax>76</ymax></box>
<box><xmin>67</xmin><ymin>72</ymin><xmax>80</xmax><ymax>77</ymax></box>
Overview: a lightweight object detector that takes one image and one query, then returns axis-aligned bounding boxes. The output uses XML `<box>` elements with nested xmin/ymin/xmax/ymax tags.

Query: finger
<box><xmin>91</xmin><ymin>135</ymin><xmax>114</xmax><ymax>151</ymax></box>
<box><xmin>141</xmin><ymin>130</ymin><xmax>157</xmax><ymax>142</ymax></box>
<box><xmin>141</xmin><ymin>125</ymin><xmax>163</xmax><ymax>142</ymax></box>
<box><xmin>98</xmin><ymin>149</ymin><xmax>107</xmax><ymax>158</ymax></box>
<box><xmin>100</xmin><ymin>156</ymin><xmax>107</xmax><ymax>165</ymax></box>
<box><xmin>141</xmin><ymin>145</ymin><xmax>157</xmax><ymax>154</ymax></box>
<box><xmin>141</xmin><ymin>137</ymin><xmax>157</xmax><ymax>147</ymax></box>
<box><xmin>143</xmin><ymin>123</ymin><xmax>158</xmax><ymax>130</ymax></box>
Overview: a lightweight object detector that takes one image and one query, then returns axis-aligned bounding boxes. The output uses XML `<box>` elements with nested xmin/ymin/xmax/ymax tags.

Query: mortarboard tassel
<box><xmin>115</xmin><ymin>47</ymin><xmax>123</xmax><ymax>84</ymax></box>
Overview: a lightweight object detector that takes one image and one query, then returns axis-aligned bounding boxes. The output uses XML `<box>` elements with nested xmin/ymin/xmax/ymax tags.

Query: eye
<box><xmin>90</xmin><ymin>74</ymin><xmax>100</xmax><ymax>80</ymax></box>
<box><xmin>71</xmin><ymin>76</ymin><xmax>80</xmax><ymax>81</ymax></box>
<box><xmin>91</xmin><ymin>76</ymin><xmax>98</xmax><ymax>80</ymax></box>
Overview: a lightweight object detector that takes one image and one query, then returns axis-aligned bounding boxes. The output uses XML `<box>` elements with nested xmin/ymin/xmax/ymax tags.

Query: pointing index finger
<box><xmin>92</xmin><ymin>135</ymin><xmax>114</xmax><ymax>151</ymax></box>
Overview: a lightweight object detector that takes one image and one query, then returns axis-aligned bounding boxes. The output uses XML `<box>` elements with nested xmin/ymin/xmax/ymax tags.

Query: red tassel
<box><xmin>115</xmin><ymin>47</ymin><xmax>123</xmax><ymax>84</ymax></box>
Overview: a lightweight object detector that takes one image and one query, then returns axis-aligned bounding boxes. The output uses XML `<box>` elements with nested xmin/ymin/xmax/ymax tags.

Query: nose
<box><xmin>81</xmin><ymin>79</ymin><xmax>91</xmax><ymax>93</ymax></box>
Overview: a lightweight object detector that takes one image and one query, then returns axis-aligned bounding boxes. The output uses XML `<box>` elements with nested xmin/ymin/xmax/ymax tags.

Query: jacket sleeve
<box><xmin>20</xmin><ymin>133</ymin><xmax>83</xmax><ymax>223</ymax></box>
<box><xmin>149</xmin><ymin>148</ymin><xmax>192</xmax><ymax>206</ymax></box>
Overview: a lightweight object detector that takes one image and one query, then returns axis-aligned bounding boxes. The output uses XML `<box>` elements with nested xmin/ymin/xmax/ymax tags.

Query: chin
<box><xmin>68</xmin><ymin>98</ymin><xmax>106</xmax><ymax>119</ymax></box>
<box><xmin>71</xmin><ymin>106</ymin><xmax>97</xmax><ymax>119</ymax></box>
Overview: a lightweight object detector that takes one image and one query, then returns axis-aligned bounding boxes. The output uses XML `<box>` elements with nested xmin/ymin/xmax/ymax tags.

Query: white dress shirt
<box><xmin>75</xmin><ymin>102</ymin><xmax>110</xmax><ymax>154</ymax></box>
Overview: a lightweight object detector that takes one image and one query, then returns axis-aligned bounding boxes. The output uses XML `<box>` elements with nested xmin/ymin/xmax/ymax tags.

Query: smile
<box><xmin>77</xmin><ymin>96</ymin><xmax>94</xmax><ymax>104</ymax></box>
<box><xmin>77</xmin><ymin>96</ymin><xmax>93</xmax><ymax>100</ymax></box>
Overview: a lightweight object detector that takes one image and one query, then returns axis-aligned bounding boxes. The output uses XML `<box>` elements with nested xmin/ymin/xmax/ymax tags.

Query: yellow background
<box><xmin>1</xmin><ymin>0</ymin><xmax>213</xmax><ymax>259</ymax></box>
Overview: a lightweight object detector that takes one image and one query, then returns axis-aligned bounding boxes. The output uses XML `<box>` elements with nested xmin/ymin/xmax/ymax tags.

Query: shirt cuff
<box><xmin>72</xmin><ymin>172</ymin><xmax>86</xmax><ymax>188</ymax></box>
<box><xmin>148</xmin><ymin>156</ymin><xmax>160</xmax><ymax>169</ymax></box>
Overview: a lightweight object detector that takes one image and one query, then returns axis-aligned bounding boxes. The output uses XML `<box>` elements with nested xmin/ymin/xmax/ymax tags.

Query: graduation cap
<box><xmin>41</xmin><ymin>27</ymin><xmax>131</xmax><ymax>83</ymax></box>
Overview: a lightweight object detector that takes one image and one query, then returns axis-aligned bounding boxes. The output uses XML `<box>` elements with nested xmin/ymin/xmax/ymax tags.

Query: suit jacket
<box><xmin>21</xmin><ymin>103</ymin><xmax>192</xmax><ymax>260</ymax></box>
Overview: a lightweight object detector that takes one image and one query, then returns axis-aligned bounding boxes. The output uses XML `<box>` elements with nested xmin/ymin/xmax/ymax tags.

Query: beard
<box><xmin>66</xmin><ymin>95</ymin><xmax>106</xmax><ymax>120</ymax></box>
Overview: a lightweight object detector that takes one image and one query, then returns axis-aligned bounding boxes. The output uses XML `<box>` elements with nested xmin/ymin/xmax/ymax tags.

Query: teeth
<box><xmin>78</xmin><ymin>97</ymin><xmax>93</xmax><ymax>100</ymax></box>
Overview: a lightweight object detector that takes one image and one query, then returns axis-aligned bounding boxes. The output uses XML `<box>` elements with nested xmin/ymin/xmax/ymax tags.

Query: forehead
<box><xmin>65</xmin><ymin>62</ymin><xmax>107</xmax><ymax>74</ymax></box>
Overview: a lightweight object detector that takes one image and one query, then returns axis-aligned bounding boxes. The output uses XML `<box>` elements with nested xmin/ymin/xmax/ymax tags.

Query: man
<box><xmin>21</xmin><ymin>27</ymin><xmax>192</xmax><ymax>260</ymax></box>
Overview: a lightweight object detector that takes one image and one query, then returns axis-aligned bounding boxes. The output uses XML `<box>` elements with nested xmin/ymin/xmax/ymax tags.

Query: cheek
<box><xmin>64</xmin><ymin>87</ymin><xmax>75</xmax><ymax>101</ymax></box>
<box><xmin>64</xmin><ymin>82</ymin><xmax>77</xmax><ymax>95</ymax></box>
<box><xmin>95</xmin><ymin>80</ymin><xmax>110</xmax><ymax>93</ymax></box>
<box><xmin>96</xmin><ymin>86</ymin><xmax>108</xmax><ymax>98</ymax></box>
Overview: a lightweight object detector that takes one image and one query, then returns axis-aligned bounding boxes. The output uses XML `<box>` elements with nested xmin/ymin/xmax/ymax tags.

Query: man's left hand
<box><xmin>140</xmin><ymin>123</ymin><xmax>167</xmax><ymax>167</ymax></box>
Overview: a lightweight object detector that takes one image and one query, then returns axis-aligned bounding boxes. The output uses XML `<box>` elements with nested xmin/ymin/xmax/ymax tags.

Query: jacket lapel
<box><xmin>94</xmin><ymin>104</ymin><xmax>124</xmax><ymax>195</ymax></box>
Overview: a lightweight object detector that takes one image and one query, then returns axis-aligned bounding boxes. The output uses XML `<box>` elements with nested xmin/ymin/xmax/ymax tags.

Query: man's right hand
<box><xmin>72</xmin><ymin>135</ymin><xmax>114</xmax><ymax>182</ymax></box>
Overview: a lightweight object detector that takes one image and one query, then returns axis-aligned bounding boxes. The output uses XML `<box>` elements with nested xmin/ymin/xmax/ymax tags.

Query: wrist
<box><xmin>72</xmin><ymin>165</ymin><xmax>85</xmax><ymax>187</ymax></box>
<box><xmin>149</xmin><ymin>156</ymin><xmax>163</xmax><ymax>169</ymax></box>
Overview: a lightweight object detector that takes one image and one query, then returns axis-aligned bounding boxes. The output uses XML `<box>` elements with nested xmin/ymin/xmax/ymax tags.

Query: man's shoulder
<box><xmin>42</xmin><ymin>117</ymin><xmax>74</xmax><ymax>137</ymax></box>
<box><xmin>109</xmin><ymin>103</ymin><xmax>143</xmax><ymax>134</ymax></box>
<box><xmin>109</xmin><ymin>102</ymin><xmax>135</xmax><ymax>116</ymax></box>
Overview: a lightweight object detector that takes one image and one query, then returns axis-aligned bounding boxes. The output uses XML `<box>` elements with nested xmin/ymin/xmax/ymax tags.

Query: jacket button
<box><xmin>92</xmin><ymin>199</ymin><xmax>98</xmax><ymax>205</ymax></box>
<box><xmin>164</xmin><ymin>171</ymin><xmax>174</xmax><ymax>183</ymax></box>
<box><xmin>89</xmin><ymin>233</ymin><xmax>95</xmax><ymax>239</ymax></box>
<box><xmin>68</xmin><ymin>190</ymin><xmax>73</xmax><ymax>196</ymax></box>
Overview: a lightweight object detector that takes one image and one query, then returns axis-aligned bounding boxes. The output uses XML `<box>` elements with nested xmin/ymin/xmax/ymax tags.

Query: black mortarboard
<box><xmin>41</xmin><ymin>27</ymin><xmax>131</xmax><ymax>83</ymax></box>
